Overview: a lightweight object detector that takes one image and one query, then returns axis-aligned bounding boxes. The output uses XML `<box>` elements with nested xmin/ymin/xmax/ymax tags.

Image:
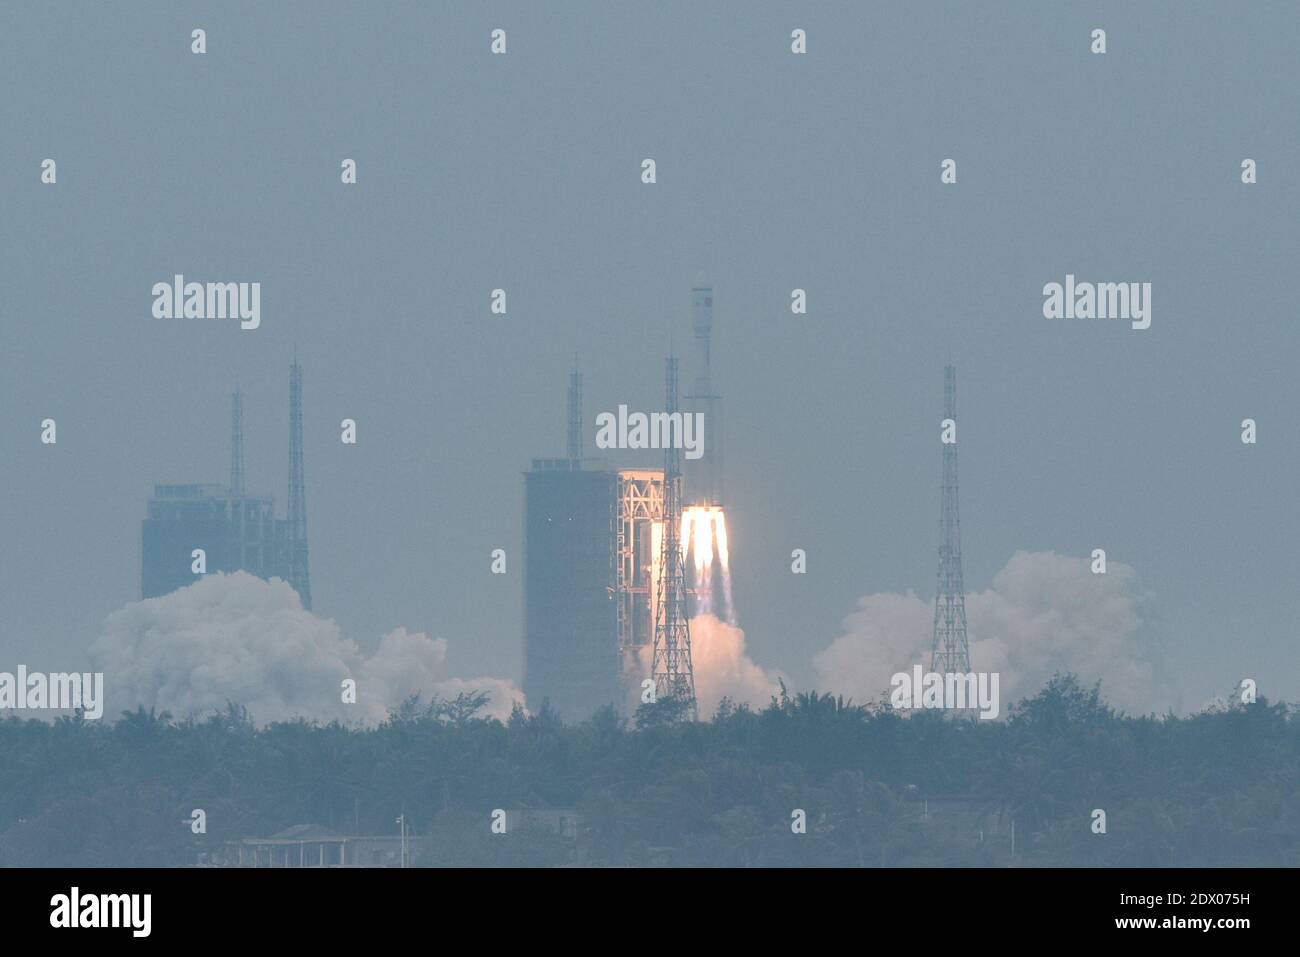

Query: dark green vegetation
<box><xmin>1</xmin><ymin>676</ymin><xmax>1296</xmax><ymax>867</ymax></box>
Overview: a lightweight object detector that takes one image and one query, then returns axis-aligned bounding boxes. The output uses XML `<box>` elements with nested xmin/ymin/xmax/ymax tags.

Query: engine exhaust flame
<box><xmin>681</xmin><ymin>506</ymin><xmax>735</xmax><ymax>625</ymax></box>
<box><xmin>648</xmin><ymin>507</ymin><xmax>737</xmax><ymax>629</ymax></box>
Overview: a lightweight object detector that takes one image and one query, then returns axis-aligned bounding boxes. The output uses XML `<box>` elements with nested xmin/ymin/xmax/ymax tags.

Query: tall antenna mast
<box><xmin>288</xmin><ymin>361</ymin><xmax>312</xmax><ymax>610</ymax></box>
<box><xmin>651</xmin><ymin>355</ymin><xmax>697</xmax><ymax>718</ymax></box>
<box><xmin>566</xmin><ymin>361</ymin><xmax>582</xmax><ymax>462</ymax></box>
<box><xmin>930</xmin><ymin>364</ymin><xmax>971</xmax><ymax>674</ymax></box>
<box><xmin>230</xmin><ymin>389</ymin><xmax>245</xmax><ymax>497</ymax></box>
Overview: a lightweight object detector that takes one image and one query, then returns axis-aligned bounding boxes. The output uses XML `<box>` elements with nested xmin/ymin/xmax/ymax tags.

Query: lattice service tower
<box><xmin>651</xmin><ymin>355</ymin><xmax>697</xmax><ymax>717</ymax></box>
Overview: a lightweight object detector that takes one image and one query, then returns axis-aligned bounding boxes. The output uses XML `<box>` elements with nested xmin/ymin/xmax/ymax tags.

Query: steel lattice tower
<box><xmin>651</xmin><ymin>355</ymin><xmax>697</xmax><ymax>718</ymax></box>
<box><xmin>287</xmin><ymin>361</ymin><xmax>312</xmax><ymax>610</ymax></box>
<box><xmin>930</xmin><ymin>365</ymin><xmax>971</xmax><ymax>674</ymax></box>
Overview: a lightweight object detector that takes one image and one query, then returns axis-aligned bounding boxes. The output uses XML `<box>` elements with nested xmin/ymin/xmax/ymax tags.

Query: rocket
<box><xmin>685</xmin><ymin>277</ymin><xmax>724</xmax><ymax>506</ymax></box>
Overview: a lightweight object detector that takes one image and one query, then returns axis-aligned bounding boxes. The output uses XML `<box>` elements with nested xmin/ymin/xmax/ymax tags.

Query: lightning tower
<box><xmin>651</xmin><ymin>355</ymin><xmax>697</xmax><ymax>717</ymax></box>
<box><xmin>930</xmin><ymin>364</ymin><xmax>971</xmax><ymax>674</ymax></box>
<box><xmin>287</xmin><ymin>361</ymin><xmax>312</xmax><ymax>610</ymax></box>
<box><xmin>230</xmin><ymin>389</ymin><xmax>245</xmax><ymax>497</ymax></box>
<box><xmin>566</xmin><ymin>363</ymin><xmax>582</xmax><ymax>462</ymax></box>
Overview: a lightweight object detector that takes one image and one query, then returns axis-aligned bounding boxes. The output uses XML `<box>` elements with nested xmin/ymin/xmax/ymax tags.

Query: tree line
<box><xmin>0</xmin><ymin>675</ymin><xmax>1295</xmax><ymax>867</ymax></box>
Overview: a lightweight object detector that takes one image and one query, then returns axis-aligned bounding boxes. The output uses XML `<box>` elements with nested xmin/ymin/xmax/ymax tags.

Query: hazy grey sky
<box><xmin>3</xmin><ymin>2</ymin><xmax>1298</xmax><ymax>711</ymax></box>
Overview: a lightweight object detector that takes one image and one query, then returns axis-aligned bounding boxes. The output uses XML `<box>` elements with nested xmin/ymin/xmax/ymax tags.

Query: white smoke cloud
<box><xmin>634</xmin><ymin>614</ymin><xmax>782</xmax><ymax>716</ymax></box>
<box><xmin>812</xmin><ymin>551</ymin><xmax>1170</xmax><ymax>715</ymax></box>
<box><xmin>89</xmin><ymin>572</ymin><xmax>523</xmax><ymax>725</ymax></box>
<box><xmin>690</xmin><ymin>615</ymin><xmax>783</xmax><ymax>714</ymax></box>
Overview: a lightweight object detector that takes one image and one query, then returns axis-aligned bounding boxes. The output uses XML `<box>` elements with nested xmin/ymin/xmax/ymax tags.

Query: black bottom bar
<box><xmin>0</xmin><ymin>866</ymin><xmax>1279</xmax><ymax>943</ymax></box>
